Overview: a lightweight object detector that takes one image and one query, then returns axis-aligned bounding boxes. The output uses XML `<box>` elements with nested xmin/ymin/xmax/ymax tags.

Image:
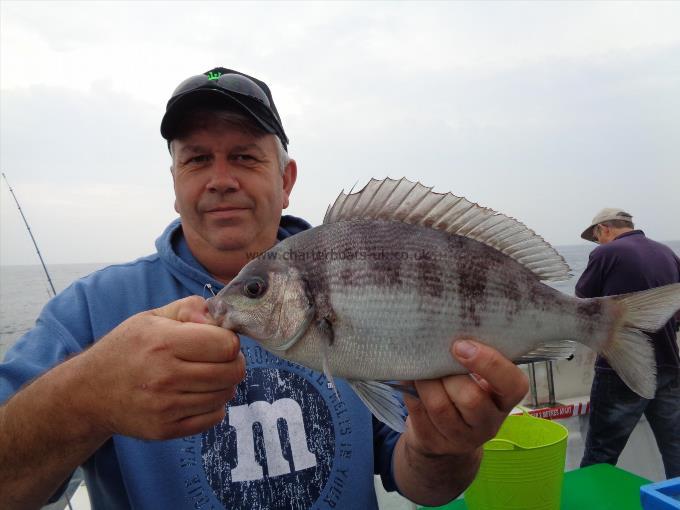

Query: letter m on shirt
<box><xmin>229</xmin><ymin>398</ymin><xmax>317</xmax><ymax>482</ymax></box>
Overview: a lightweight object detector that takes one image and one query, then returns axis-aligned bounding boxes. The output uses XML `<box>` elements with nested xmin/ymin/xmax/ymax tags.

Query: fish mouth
<box><xmin>206</xmin><ymin>297</ymin><xmax>271</xmax><ymax>338</ymax></box>
<box><xmin>207</xmin><ymin>296</ymin><xmax>228</xmax><ymax>324</ymax></box>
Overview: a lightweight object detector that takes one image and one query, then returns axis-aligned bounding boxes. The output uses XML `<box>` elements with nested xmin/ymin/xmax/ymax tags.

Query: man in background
<box><xmin>577</xmin><ymin>208</ymin><xmax>680</xmax><ymax>478</ymax></box>
<box><xmin>0</xmin><ymin>67</ymin><xmax>529</xmax><ymax>508</ymax></box>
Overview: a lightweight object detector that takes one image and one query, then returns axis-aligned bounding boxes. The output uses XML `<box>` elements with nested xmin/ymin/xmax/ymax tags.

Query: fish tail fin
<box><xmin>601</xmin><ymin>328</ymin><xmax>656</xmax><ymax>399</ymax></box>
<box><xmin>603</xmin><ymin>283</ymin><xmax>680</xmax><ymax>399</ymax></box>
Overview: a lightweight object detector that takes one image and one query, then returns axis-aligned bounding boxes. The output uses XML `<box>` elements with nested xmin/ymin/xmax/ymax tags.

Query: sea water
<box><xmin>1</xmin><ymin>241</ymin><xmax>679</xmax><ymax>359</ymax></box>
<box><xmin>0</xmin><ymin>263</ymin><xmax>109</xmax><ymax>358</ymax></box>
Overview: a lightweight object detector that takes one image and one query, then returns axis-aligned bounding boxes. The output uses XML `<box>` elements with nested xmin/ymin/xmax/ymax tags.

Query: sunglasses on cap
<box><xmin>162</xmin><ymin>68</ymin><xmax>288</xmax><ymax>148</ymax></box>
<box><xmin>170</xmin><ymin>72</ymin><xmax>272</xmax><ymax>108</ymax></box>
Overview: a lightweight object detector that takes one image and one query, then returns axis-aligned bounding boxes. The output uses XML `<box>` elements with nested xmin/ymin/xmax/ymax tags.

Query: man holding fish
<box><xmin>0</xmin><ymin>67</ymin><xmax>530</xmax><ymax>509</ymax></box>
<box><xmin>4</xmin><ymin>67</ymin><xmax>680</xmax><ymax>510</ymax></box>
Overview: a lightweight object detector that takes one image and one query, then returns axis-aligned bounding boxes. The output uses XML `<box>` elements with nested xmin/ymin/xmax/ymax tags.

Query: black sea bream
<box><xmin>208</xmin><ymin>178</ymin><xmax>680</xmax><ymax>431</ymax></box>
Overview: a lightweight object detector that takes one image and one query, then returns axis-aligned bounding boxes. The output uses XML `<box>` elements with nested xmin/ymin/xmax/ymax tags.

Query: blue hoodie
<box><xmin>0</xmin><ymin>217</ymin><xmax>400</xmax><ymax>509</ymax></box>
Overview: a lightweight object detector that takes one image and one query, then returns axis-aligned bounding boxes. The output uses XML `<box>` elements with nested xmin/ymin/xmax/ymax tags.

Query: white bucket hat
<box><xmin>581</xmin><ymin>208</ymin><xmax>633</xmax><ymax>242</ymax></box>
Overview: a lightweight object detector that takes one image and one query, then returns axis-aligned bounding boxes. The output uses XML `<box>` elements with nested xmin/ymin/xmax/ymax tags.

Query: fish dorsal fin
<box><xmin>324</xmin><ymin>177</ymin><xmax>571</xmax><ymax>282</ymax></box>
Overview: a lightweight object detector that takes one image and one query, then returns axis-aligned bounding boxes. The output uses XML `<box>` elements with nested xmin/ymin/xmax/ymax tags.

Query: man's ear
<box><xmin>282</xmin><ymin>159</ymin><xmax>297</xmax><ymax>210</ymax></box>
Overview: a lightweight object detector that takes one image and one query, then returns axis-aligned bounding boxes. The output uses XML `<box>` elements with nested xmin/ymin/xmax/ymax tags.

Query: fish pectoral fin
<box><xmin>273</xmin><ymin>304</ymin><xmax>316</xmax><ymax>352</ymax></box>
<box><xmin>319</xmin><ymin>326</ymin><xmax>339</xmax><ymax>399</ymax></box>
<box><xmin>516</xmin><ymin>340</ymin><xmax>577</xmax><ymax>364</ymax></box>
<box><xmin>383</xmin><ymin>381</ymin><xmax>420</xmax><ymax>399</ymax></box>
<box><xmin>349</xmin><ymin>380</ymin><xmax>407</xmax><ymax>433</ymax></box>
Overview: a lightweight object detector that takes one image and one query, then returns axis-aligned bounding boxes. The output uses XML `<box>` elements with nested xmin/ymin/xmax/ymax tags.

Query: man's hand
<box><xmin>76</xmin><ymin>295</ymin><xmax>245</xmax><ymax>440</ymax></box>
<box><xmin>0</xmin><ymin>296</ymin><xmax>245</xmax><ymax>508</ymax></box>
<box><xmin>394</xmin><ymin>338</ymin><xmax>529</xmax><ymax>506</ymax></box>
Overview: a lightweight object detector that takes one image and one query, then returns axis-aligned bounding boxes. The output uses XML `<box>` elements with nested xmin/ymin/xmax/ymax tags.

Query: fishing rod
<box><xmin>2</xmin><ymin>178</ymin><xmax>79</xmax><ymax>507</ymax></box>
<box><xmin>2</xmin><ymin>176</ymin><xmax>80</xmax><ymax>507</ymax></box>
<box><xmin>2</xmin><ymin>172</ymin><xmax>57</xmax><ymax>297</ymax></box>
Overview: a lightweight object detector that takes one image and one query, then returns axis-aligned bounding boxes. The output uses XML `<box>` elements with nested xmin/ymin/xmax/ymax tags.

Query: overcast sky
<box><xmin>1</xmin><ymin>1</ymin><xmax>679</xmax><ymax>266</ymax></box>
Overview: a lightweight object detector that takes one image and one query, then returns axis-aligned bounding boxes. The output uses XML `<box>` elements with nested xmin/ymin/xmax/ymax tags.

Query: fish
<box><xmin>207</xmin><ymin>177</ymin><xmax>680</xmax><ymax>432</ymax></box>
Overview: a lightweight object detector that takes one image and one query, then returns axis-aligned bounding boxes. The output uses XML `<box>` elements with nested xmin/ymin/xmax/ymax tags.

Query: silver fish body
<box><xmin>258</xmin><ymin>219</ymin><xmax>607</xmax><ymax>380</ymax></box>
<box><xmin>208</xmin><ymin>178</ymin><xmax>680</xmax><ymax>431</ymax></box>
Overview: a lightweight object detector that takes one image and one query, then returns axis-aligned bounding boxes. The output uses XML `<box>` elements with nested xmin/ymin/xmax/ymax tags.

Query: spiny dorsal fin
<box><xmin>323</xmin><ymin>177</ymin><xmax>571</xmax><ymax>282</ymax></box>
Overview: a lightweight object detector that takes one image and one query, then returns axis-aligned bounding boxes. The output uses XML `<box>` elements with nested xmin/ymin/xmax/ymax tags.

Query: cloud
<box><xmin>0</xmin><ymin>84</ymin><xmax>166</xmax><ymax>183</ymax></box>
<box><xmin>1</xmin><ymin>1</ymin><xmax>679</xmax><ymax>266</ymax></box>
<box><xmin>0</xmin><ymin>84</ymin><xmax>176</xmax><ymax>264</ymax></box>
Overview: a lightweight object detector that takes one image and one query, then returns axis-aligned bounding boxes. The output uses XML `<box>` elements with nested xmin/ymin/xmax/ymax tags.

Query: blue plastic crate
<box><xmin>640</xmin><ymin>478</ymin><xmax>680</xmax><ymax>510</ymax></box>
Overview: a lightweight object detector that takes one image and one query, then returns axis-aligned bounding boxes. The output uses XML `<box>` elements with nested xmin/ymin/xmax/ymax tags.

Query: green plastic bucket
<box><xmin>464</xmin><ymin>412</ymin><xmax>568</xmax><ymax>510</ymax></box>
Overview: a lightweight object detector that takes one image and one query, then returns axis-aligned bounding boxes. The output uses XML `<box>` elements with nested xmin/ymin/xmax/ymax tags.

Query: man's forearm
<box><xmin>0</xmin><ymin>354</ymin><xmax>110</xmax><ymax>509</ymax></box>
<box><xmin>393</xmin><ymin>435</ymin><xmax>482</xmax><ymax>507</ymax></box>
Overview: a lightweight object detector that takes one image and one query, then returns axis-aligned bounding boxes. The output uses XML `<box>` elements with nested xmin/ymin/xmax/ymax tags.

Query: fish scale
<box><xmin>208</xmin><ymin>178</ymin><xmax>680</xmax><ymax>431</ymax></box>
<box><xmin>277</xmin><ymin>219</ymin><xmax>581</xmax><ymax>380</ymax></box>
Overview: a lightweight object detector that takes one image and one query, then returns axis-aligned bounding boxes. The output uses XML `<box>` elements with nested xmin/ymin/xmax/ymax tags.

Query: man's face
<box><xmin>171</xmin><ymin>121</ymin><xmax>296</xmax><ymax>260</ymax></box>
<box><xmin>592</xmin><ymin>224</ymin><xmax>602</xmax><ymax>244</ymax></box>
<box><xmin>593</xmin><ymin>224</ymin><xmax>614</xmax><ymax>244</ymax></box>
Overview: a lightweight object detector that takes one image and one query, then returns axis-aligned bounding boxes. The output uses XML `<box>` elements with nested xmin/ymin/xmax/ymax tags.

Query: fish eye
<box><xmin>243</xmin><ymin>277</ymin><xmax>267</xmax><ymax>299</ymax></box>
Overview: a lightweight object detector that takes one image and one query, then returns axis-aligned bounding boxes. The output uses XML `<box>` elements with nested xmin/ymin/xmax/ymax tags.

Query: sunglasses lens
<box><xmin>216</xmin><ymin>74</ymin><xmax>270</xmax><ymax>107</ymax></box>
<box><xmin>171</xmin><ymin>75</ymin><xmax>210</xmax><ymax>97</ymax></box>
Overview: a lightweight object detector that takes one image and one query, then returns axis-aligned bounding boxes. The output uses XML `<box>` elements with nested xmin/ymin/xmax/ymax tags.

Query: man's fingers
<box><xmin>440</xmin><ymin>374</ymin><xmax>502</xmax><ymax>432</ymax></box>
<box><xmin>149</xmin><ymin>296</ymin><xmax>241</xmax><ymax>363</ymax></box>
<box><xmin>469</xmin><ymin>372</ymin><xmax>492</xmax><ymax>393</ymax></box>
<box><xmin>153</xmin><ymin>295</ymin><xmax>217</xmax><ymax>325</ymax></box>
<box><xmin>402</xmin><ymin>387</ymin><xmax>450</xmax><ymax>451</ymax></box>
<box><xmin>174</xmin><ymin>354</ymin><xmax>247</xmax><ymax>391</ymax></box>
<box><xmin>170</xmin><ymin>325</ymin><xmax>241</xmax><ymax>363</ymax></box>
<box><xmin>174</xmin><ymin>407</ymin><xmax>228</xmax><ymax>437</ymax></box>
<box><xmin>169</xmin><ymin>389</ymin><xmax>234</xmax><ymax>420</ymax></box>
<box><xmin>412</xmin><ymin>379</ymin><xmax>466</xmax><ymax>437</ymax></box>
<box><xmin>452</xmin><ymin>339</ymin><xmax>529</xmax><ymax>412</ymax></box>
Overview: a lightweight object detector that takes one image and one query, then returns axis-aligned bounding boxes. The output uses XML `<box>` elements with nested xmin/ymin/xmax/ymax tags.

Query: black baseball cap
<box><xmin>160</xmin><ymin>67</ymin><xmax>289</xmax><ymax>150</ymax></box>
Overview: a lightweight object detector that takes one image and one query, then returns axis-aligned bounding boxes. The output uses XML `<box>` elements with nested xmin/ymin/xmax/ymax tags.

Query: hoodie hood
<box><xmin>155</xmin><ymin>215</ymin><xmax>312</xmax><ymax>295</ymax></box>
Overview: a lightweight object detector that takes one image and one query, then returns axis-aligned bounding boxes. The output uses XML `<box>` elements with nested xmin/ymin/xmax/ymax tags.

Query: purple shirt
<box><xmin>575</xmin><ymin>230</ymin><xmax>680</xmax><ymax>370</ymax></box>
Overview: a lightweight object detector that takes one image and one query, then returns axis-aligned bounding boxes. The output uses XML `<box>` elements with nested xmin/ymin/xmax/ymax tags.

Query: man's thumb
<box><xmin>152</xmin><ymin>295</ymin><xmax>217</xmax><ymax>325</ymax></box>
